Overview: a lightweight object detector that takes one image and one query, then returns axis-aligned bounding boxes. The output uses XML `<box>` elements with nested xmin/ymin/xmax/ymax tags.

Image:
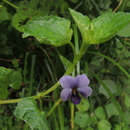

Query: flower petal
<box><xmin>77</xmin><ymin>86</ymin><xmax>92</xmax><ymax>98</ymax></box>
<box><xmin>60</xmin><ymin>88</ymin><xmax>72</xmax><ymax>101</ymax></box>
<box><xmin>76</xmin><ymin>74</ymin><xmax>90</xmax><ymax>88</ymax></box>
<box><xmin>59</xmin><ymin>75</ymin><xmax>76</xmax><ymax>88</ymax></box>
<box><xmin>71</xmin><ymin>95</ymin><xmax>81</xmax><ymax>104</ymax></box>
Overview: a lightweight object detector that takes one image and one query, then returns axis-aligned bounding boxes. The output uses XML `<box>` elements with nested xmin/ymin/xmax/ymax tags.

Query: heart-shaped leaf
<box><xmin>69</xmin><ymin>9</ymin><xmax>130</xmax><ymax>44</ymax></box>
<box><xmin>14</xmin><ymin>98</ymin><xmax>50</xmax><ymax>130</ymax></box>
<box><xmin>22</xmin><ymin>16</ymin><xmax>72</xmax><ymax>47</ymax></box>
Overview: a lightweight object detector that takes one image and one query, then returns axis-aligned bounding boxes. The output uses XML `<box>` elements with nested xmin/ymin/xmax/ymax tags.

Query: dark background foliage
<box><xmin>0</xmin><ymin>0</ymin><xmax>130</xmax><ymax>129</ymax></box>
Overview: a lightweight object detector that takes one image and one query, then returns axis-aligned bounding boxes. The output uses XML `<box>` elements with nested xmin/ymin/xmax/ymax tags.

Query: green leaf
<box><xmin>114</xmin><ymin>124</ymin><xmax>121</xmax><ymax>130</ymax></box>
<box><xmin>117</xmin><ymin>23</ymin><xmax>130</xmax><ymax>37</ymax></box>
<box><xmin>59</xmin><ymin>54</ymin><xmax>72</xmax><ymax>70</ymax></box>
<box><xmin>69</xmin><ymin>9</ymin><xmax>130</xmax><ymax>44</ymax></box>
<box><xmin>76</xmin><ymin>99</ymin><xmax>89</xmax><ymax>112</ymax></box>
<box><xmin>98</xmin><ymin>120</ymin><xmax>111</xmax><ymax>130</ymax></box>
<box><xmin>22</xmin><ymin>16</ymin><xmax>72</xmax><ymax>47</ymax></box>
<box><xmin>0</xmin><ymin>66</ymin><xmax>22</xmax><ymax>93</ymax></box>
<box><xmin>99</xmin><ymin>80</ymin><xmax>121</xmax><ymax>98</ymax></box>
<box><xmin>69</xmin><ymin>8</ymin><xmax>90</xmax><ymax>31</ymax></box>
<box><xmin>124</xmin><ymin>93</ymin><xmax>130</xmax><ymax>108</ymax></box>
<box><xmin>0</xmin><ymin>66</ymin><xmax>12</xmax><ymax>77</ymax></box>
<box><xmin>8</xmin><ymin>70</ymin><xmax>22</xmax><ymax>90</ymax></box>
<box><xmin>124</xmin><ymin>111</ymin><xmax>130</xmax><ymax>125</ymax></box>
<box><xmin>0</xmin><ymin>6</ymin><xmax>10</xmax><ymax>22</ymax></box>
<box><xmin>90</xmin><ymin>113</ymin><xmax>98</xmax><ymax>125</ymax></box>
<box><xmin>12</xmin><ymin>0</ymin><xmax>49</xmax><ymax>32</ymax></box>
<box><xmin>105</xmin><ymin>103</ymin><xmax>119</xmax><ymax>118</ymax></box>
<box><xmin>0</xmin><ymin>66</ymin><xmax>22</xmax><ymax>98</ymax></box>
<box><xmin>75</xmin><ymin>111</ymin><xmax>91</xmax><ymax>128</ymax></box>
<box><xmin>69</xmin><ymin>8</ymin><xmax>90</xmax><ymax>42</ymax></box>
<box><xmin>0</xmin><ymin>82</ymin><xmax>8</xmax><ymax>99</ymax></box>
<box><xmin>86</xmin><ymin>127</ymin><xmax>94</xmax><ymax>130</ymax></box>
<box><xmin>0</xmin><ymin>67</ymin><xmax>12</xmax><ymax>99</ymax></box>
<box><xmin>12</xmin><ymin>9</ymin><xmax>37</xmax><ymax>32</ymax></box>
<box><xmin>90</xmin><ymin>12</ymin><xmax>130</xmax><ymax>44</ymax></box>
<box><xmin>95</xmin><ymin>106</ymin><xmax>106</xmax><ymax>120</ymax></box>
<box><xmin>14</xmin><ymin>98</ymin><xmax>50</xmax><ymax>130</ymax></box>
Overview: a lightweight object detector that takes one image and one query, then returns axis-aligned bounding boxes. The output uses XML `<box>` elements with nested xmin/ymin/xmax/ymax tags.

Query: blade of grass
<box><xmin>23</xmin><ymin>52</ymin><xmax>29</xmax><ymax>84</ymax></box>
<box><xmin>29</xmin><ymin>54</ymin><xmax>36</xmax><ymax>95</ymax></box>
<box><xmin>58</xmin><ymin>105</ymin><xmax>64</xmax><ymax>130</ymax></box>
<box><xmin>44</xmin><ymin>59</ymin><xmax>55</xmax><ymax>82</ymax></box>
<box><xmin>52</xmin><ymin>113</ymin><xmax>60</xmax><ymax>130</ymax></box>
<box><xmin>47</xmin><ymin>98</ymin><xmax>62</xmax><ymax>117</ymax></box>
<box><xmin>38</xmin><ymin>45</ymin><xmax>57</xmax><ymax>80</ymax></box>
<box><xmin>90</xmin><ymin>0</ymin><xmax>101</xmax><ymax>13</ymax></box>
<box><xmin>44</xmin><ymin>57</ymin><xmax>60</xmax><ymax>130</ymax></box>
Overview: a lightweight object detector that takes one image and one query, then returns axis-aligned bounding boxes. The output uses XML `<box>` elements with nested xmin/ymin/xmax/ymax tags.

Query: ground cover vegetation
<box><xmin>0</xmin><ymin>0</ymin><xmax>130</xmax><ymax>130</ymax></box>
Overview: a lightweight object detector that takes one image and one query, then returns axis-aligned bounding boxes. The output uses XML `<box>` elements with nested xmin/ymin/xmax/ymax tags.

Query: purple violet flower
<box><xmin>59</xmin><ymin>74</ymin><xmax>92</xmax><ymax>104</ymax></box>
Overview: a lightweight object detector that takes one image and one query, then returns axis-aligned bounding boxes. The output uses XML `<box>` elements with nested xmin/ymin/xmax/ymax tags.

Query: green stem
<box><xmin>0</xmin><ymin>98</ymin><xmax>22</xmax><ymax>104</ymax></box>
<box><xmin>65</xmin><ymin>43</ymin><xmax>88</xmax><ymax>75</ymax></box>
<box><xmin>87</xmin><ymin>51</ymin><xmax>130</xmax><ymax>79</ymax></box>
<box><xmin>3</xmin><ymin>0</ymin><xmax>18</xmax><ymax>9</ymax></box>
<box><xmin>0</xmin><ymin>81</ymin><xmax>60</xmax><ymax>105</ymax></box>
<box><xmin>33</xmin><ymin>81</ymin><xmax>60</xmax><ymax>99</ymax></box>
<box><xmin>71</xmin><ymin>103</ymin><xmax>74</xmax><ymax>130</ymax></box>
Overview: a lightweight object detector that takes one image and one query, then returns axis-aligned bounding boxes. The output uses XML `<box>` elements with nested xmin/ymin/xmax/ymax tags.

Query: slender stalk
<box><xmin>33</xmin><ymin>81</ymin><xmax>60</xmax><ymax>99</ymax></box>
<box><xmin>3</xmin><ymin>0</ymin><xmax>18</xmax><ymax>9</ymax></box>
<box><xmin>0</xmin><ymin>99</ymin><xmax>22</xmax><ymax>104</ymax></box>
<box><xmin>0</xmin><ymin>81</ymin><xmax>60</xmax><ymax>105</ymax></box>
<box><xmin>70</xmin><ymin>103</ymin><xmax>74</xmax><ymax>130</ymax></box>
<box><xmin>65</xmin><ymin>43</ymin><xmax>88</xmax><ymax>75</ymax></box>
